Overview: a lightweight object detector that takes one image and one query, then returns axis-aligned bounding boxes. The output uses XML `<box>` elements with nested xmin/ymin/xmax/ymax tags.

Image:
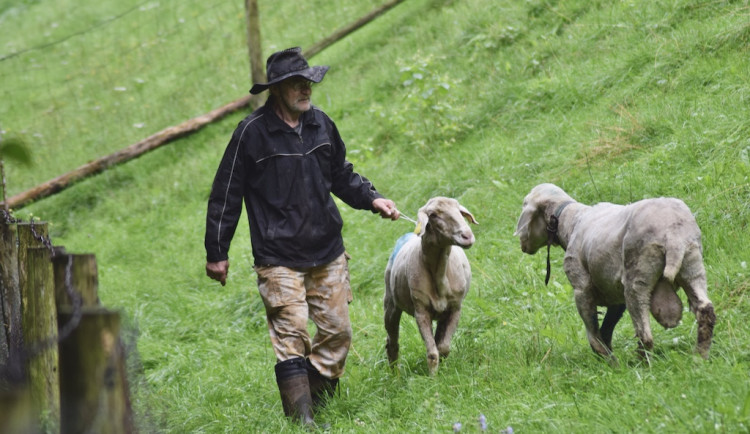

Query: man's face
<box><xmin>277</xmin><ymin>77</ymin><xmax>314</xmax><ymax>115</ymax></box>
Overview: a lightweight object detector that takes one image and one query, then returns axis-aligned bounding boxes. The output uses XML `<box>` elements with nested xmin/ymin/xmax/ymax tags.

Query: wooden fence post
<box><xmin>244</xmin><ymin>0</ymin><xmax>264</xmax><ymax>110</ymax></box>
<box><xmin>0</xmin><ymin>220</ymin><xmax>35</xmax><ymax>434</ymax></box>
<box><xmin>23</xmin><ymin>246</ymin><xmax>60</xmax><ymax>432</ymax></box>
<box><xmin>52</xmin><ymin>253</ymin><xmax>100</xmax><ymax>309</ymax></box>
<box><xmin>16</xmin><ymin>222</ymin><xmax>50</xmax><ymax>318</ymax></box>
<box><xmin>0</xmin><ymin>221</ymin><xmax>20</xmax><ymax>370</ymax></box>
<box><xmin>58</xmin><ymin>308</ymin><xmax>133</xmax><ymax>434</ymax></box>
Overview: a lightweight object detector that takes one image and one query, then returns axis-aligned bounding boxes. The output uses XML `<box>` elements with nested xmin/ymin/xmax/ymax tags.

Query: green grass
<box><xmin>3</xmin><ymin>0</ymin><xmax>750</xmax><ymax>432</ymax></box>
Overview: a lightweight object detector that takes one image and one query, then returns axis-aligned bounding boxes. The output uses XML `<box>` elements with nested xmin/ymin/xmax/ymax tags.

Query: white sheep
<box><xmin>384</xmin><ymin>197</ymin><xmax>478</xmax><ymax>375</ymax></box>
<box><xmin>514</xmin><ymin>183</ymin><xmax>715</xmax><ymax>362</ymax></box>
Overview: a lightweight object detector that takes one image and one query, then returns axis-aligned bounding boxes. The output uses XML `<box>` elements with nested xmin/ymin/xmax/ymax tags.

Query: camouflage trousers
<box><xmin>254</xmin><ymin>254</ymin><xmax>353</xmax><ymax>379</ymax></box>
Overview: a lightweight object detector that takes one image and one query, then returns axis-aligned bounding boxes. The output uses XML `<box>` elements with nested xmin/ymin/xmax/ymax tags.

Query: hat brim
<box><xmin>249</xmin><ymin>65</ymin><xmax>329</xmax><ymax>94</ymax></box>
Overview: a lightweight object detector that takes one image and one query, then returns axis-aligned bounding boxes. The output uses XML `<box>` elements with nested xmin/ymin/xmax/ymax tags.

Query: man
<box><xmin>204</xmin><ymin>47</ymin><xmax>400</xmax><ymax>426</ymax></box>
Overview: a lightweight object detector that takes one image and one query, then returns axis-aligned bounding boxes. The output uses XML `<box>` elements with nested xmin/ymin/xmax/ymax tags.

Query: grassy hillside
<box><xmin>4</xmin><ymin>0</ymin><xmax>750</xmax><ymax>432</ymax></box>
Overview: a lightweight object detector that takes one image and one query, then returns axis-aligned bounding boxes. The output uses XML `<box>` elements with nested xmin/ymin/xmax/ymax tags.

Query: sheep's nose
<box><xmin>459</xmin><ymin>230</ymin><xmax>475</xmax><ymax>246</ymax></box>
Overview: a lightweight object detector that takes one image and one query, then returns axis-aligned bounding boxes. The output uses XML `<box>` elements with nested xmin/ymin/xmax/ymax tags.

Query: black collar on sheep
<box><xmin>545</xmin><ymin>200</ymin><xmax>574</xmax><ymax>285</ymax></box>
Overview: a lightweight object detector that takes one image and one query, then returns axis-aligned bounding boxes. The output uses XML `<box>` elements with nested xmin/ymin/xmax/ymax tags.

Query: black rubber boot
<box><xmin>306</xmin><ymin>358</ymin><xmax>339</xmax><ymax>409</ymax></box>
<box><xmin>275</xmin><ymin>357</ymin><xmax>315</xmax><ymax>427</ymax></box>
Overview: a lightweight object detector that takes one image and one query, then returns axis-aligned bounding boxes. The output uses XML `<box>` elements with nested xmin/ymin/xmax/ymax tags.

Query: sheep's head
<box><xmin>515</xmin><ymin>183</ymin><xmax>569</xmax><ymax>254</ymax></box>
<box><xmin>417</xmin><ymin>197</ymin><xmax>478</xmax><ymax>248</ymax></box>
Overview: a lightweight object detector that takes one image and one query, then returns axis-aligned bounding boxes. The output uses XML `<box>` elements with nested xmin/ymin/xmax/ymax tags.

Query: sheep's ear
<box><xmin>458</xmin><ymin>204</ymin><xmax>478</xmax><ymax>225</ymax></box>
<box><xmin>514</xmin><ymin>203</ymin><xmax>534</xmax><ymax>237</ymax></box>
<box><xmin>514</xmin><ymin>216</ymin><xmax>527</xmax><ymax>237</ymax></box>
<box><xmin>416</xmin><ymin>209</ymin><xmax>429</xmax><ymax>236</ymax></box>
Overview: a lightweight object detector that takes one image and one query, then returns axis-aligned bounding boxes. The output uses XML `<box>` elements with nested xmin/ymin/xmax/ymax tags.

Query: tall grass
<box><xmin>4</xmin><ymin>0</ymin><xmax>750</xmax><ymax>432</ymax></box>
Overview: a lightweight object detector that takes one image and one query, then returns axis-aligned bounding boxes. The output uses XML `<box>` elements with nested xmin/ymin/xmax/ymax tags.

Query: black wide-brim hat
<box><xmin>249</xmin><ymin>47</ymin><xmax>329</xmax><ymax>94</ymax></box>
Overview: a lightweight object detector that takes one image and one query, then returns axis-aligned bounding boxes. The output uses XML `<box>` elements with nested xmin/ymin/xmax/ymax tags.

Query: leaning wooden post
<box><xmin>52</xmin><ymin>253</ymin><xmax>100</xmax><ymax>309</ymax></box>
<box><xmin>58</xmin><ymin>308</ymin><xmax>133</xmax><ymax>434</ymax></box>
<box><xmin>23</xmin><ymin>247</ymin><xmax>60</xmax><ymax>432</ymax></box>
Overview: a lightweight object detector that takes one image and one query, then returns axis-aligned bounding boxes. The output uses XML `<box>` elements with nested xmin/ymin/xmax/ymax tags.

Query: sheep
<box><xmin>384</xmin><ymin>197</ymin><xmax>478</xmax><ymax>375</ymax></box>
<box><xmin>514</xmin><ymin>183</ymin><xmax>715</xmax><ymax>362</ymax></box>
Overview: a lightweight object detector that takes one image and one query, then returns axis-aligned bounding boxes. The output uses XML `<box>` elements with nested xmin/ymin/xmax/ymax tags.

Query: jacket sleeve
<box><xmin>326</xmin><ymin>116</ymin><xmax>384</xmax><ymax>211</ymax></box>
<box><xmin>204</xmin><ymin>125</ymin><xmax>247</xmax><ymax>263</ymax></box>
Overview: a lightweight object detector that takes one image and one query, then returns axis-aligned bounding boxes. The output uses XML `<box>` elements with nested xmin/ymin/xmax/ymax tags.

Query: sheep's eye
<box><xmin>429</xmin><ymin>213</ymin><xmax>438</xmax><ymax>219</ymax></box>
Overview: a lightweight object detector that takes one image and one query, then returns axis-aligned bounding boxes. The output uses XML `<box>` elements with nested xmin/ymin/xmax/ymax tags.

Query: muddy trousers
<box><xmin>257</xmin><ymin>254</ymin><xmax>352</xmax><ymax>419</ymax></box>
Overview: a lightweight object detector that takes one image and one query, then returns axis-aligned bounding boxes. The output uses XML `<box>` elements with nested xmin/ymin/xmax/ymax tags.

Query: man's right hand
<box><xmin>206</xmin><ymin>260</ymin><xmax>229</xmax><ymax>286</ymax></box>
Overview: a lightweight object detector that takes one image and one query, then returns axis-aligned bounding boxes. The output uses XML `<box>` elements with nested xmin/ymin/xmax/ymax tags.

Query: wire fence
<box><xmin>1</xmin><ymin>0</ymin><xmax>250</xmax><ymax>198</ymax></box>
<box><xmin>0</xmin><ymin>0</ymin><xmax>387</xmax><ymax>201</ymax></box>
<box><xmin>1</xmin><ymin>212</ymin><xmax>133</xmax><ymax>432</ymax></box>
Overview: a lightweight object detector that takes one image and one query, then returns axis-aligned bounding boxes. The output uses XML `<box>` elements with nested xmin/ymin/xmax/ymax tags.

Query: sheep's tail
<box><xmin>663</xmin><ymin>238</ymin><xmax>686</xmax><ymax>283</ymax></box>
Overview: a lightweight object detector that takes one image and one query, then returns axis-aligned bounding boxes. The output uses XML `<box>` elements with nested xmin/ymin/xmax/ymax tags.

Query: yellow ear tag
<box><xmin>413</xmin><ymin>222</ymin><xmax>422</xmax><ymax>235</ymax></box>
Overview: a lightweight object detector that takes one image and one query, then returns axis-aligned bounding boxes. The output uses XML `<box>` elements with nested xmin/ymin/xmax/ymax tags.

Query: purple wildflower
<box><xmin>478</xmin><ymin>413</ymin><xmax>487</xmax><ymax>431</ymax></box>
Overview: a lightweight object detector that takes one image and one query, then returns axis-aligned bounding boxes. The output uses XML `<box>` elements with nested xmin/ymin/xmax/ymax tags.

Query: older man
<box><xmin>204</xmin><ymin>47</ymin><xmax>399</xmax><ymax>426</ymax></box>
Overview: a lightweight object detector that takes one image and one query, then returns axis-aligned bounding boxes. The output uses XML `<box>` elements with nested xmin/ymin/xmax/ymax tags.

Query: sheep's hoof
<box><xmin>437</xmin><ymin>345</ymin><xmax>451</xmax><ymax>359</ymax></box>
<box><xmin>592</xmin><ymin>348</ymin><xmax>618</xmax><ymax>367</ymax></box>
<box><xmin>636</xmin><ymin>345</ymin><xmax>653</xmax><ymax>366</ymax></box>
<box><xmin>695</xmin><ymin>343</ymin><xmax>711</xmax><ymax>360</ymax></box>
<box><xmin>605</xmin><ymin>354</ymin><xmax>619</xmax><ymax>368</ymax></box>
<box><xmin>696</xmin><ymin>348</ymin><xmax>710</xmax><ymax>360</ymax></box>
<box><xmin>385</xmin><ymin>343</ymin><xmax>399</xmax><ymax>365</ymax></box>
<box><xmin>696</xmin><ymin>304</ymin><xmax>716</xmax><ymax>359</ymax></box>
<box><xmin>427</xmin><ymin>353</ymin><xmax>439</xmax><ymax>376</ymax></box>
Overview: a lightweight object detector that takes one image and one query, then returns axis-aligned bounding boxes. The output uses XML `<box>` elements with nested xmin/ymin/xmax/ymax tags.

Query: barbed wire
<box><xmin>1</xmin><ymin>208</ymin><xmax>18</xmax><ymax>224</ymax></box>
<box><xmin>29</xmin><ymin>216</ymin><xmax>56</xmax><ymax>257</ymax></box>
<box><xmin>0</xmin><ymin>0</ymin><xmax>153</xmax><ymax>63</ymax></box>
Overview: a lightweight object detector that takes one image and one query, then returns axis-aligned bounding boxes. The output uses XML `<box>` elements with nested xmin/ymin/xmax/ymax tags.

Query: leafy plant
<box><xmin>373</xmin><ymin>52</ymin><xmax>471</xmax><ymax>152</ymax></box>
<box><xmin>0</xmin><ymin>131</ymin><xmax>32</xmax><ymax>212</ymax></box>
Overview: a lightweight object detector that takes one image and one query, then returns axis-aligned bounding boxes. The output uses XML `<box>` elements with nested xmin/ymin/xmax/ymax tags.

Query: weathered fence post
<box><xmin>244</xmin><ymin>0</ymin><xmax>264</xmax><ymax>110</ymax></box>
<box><xmin>17</xmin><ymin>221</ymin><xmax>50</xmax><ymax>315</ymax></box>
<box><xmin>52</xmin><ymin>253</ymin><xmax>100</xmax><ymax>309</ymax></box>
<box><xmin>1</xmin><ymin>220</ymin><xmax>34</xmax><ymax>433</ymax></box>
<box><xmin>4</xmin><ymin>222</ymin><xmax>134</xmax><ymax>433</ymax></box>
<box><xmin>0</xmin><ymin>221</ymin><xmax>20</xmax><ymax>371</ymax></box>
<box><xmin>23</xmin><ymin>246</ymin><xmax>60</xmax><ymax>432</ymax></box>
<box><xmin>58</xmin><ymin>308</ymin><xmax>133</xmax><ymax>434</ymax></box>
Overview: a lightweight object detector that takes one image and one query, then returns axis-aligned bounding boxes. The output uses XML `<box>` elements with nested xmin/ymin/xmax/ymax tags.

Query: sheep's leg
<box><xmin>435</xmin><ymin>309</ymin><xmax>462</xmax><ymax>359</ymax></box>
<box><xmin>600</xmin><ymin>304</ymin><xmax>626</xmax><ymax>351</ymax></box>
<box><xmin>574</xmin><ymin>288</ymin><xmax>612</xmax><ymax>358</ymax></box>
<box><xmin>414</xmin><ymin>306</ymin><xmax>439</xmax><ymax>375</ymax></box>
<box><xmin>677</xmin><ymin>253</ymin><xmax>715</xmax><ymax>359</ymax></box>
<box><xmin>566</xmin><ymin>258</ymin><xmax>613</xmax><ymax>360</ymax></box>
<box><xmin>384</xmin><ymin>299</ymin><xmax>402</xmax><ymax>366</ymax></box>
<box><xmin>623</xmin><ymin>243</ymin><xmax>668</xmax><ymax>362</ymax></box>
<box><xmin>623</xmin><ymin>278</ymin><xmax>656</xmax><ymax>362</ymax></box>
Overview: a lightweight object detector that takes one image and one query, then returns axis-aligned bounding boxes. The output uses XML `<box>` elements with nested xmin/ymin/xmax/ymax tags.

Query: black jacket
<box><xmin>205</xmin><ymin>98</ymin><xmax>383</xmax><ymax>268</ymax></box>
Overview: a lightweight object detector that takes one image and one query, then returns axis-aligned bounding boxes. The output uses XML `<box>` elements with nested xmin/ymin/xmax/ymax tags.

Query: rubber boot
<box><xmin>275</xmin><ymin>357</ymin><xmax>315</xmax><ymax>427</ymax></box>
<box><xmin>306</xmin><ymin>358</ymin><xmax>339</xmax><ymax>409</ymax></box>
